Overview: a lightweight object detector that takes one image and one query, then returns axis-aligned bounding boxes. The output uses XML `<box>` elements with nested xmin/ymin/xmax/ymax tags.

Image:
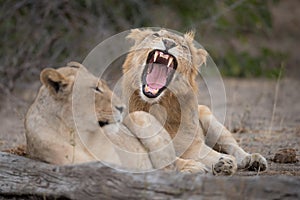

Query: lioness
<box><xmin>25</xmin><ymin>62</ymin><xmax>206</xmax><ymax>173</ymax></box>
<box><xmin>122</xmin><ymin>28</ymin><xmax>268</xmax><ymax>175</ymax></box>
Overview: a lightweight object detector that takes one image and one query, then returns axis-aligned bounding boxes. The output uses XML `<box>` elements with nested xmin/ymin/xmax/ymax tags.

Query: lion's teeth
<box><xmin>159</xmin><ymin>52</ymin><xmax>169</xmax><ymax>59</ymax></box>
<box><xmin>145</xmin><ymin>85</ymin><xmax>158</xmax><ymax>95</ymax></box>
<box><xmin>154</xmin><ymin>51</ymin><xmax>159</xmax><ymax>62</ymax></box>
<box><xmin>167</xmin><ymin>57</ymin><xmax>173</xmax><ymax>67</ymax></box>
<box><xmin>145</xmin><ymin>85</ymin><xmax>149</xmax><ymax>92</ymax></box>
<box><xmin>152</xmin><ymin>88</ymin><xmax>159</xmax><ymax>95</ymax></box>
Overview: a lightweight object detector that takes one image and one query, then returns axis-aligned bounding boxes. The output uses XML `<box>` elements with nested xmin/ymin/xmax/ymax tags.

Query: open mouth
<box><xmin>142</xmin><ymin>50</ymin><xmax>177</xmax><ymax>98</ymax></box>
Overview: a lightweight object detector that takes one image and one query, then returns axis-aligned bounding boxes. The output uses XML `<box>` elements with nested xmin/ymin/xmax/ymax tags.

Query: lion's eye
<box><xmin>153</xmin><ymin>33</ymin><xmax>160</xmax><ymax>37</ymax></box>
<box><xmin>94</xmin><ymin>87</ymin><xmax>103</xmax><ymax>93</ymax></box>
<box><xmin>182</xmin><ymin>45</ymin><xmax>188</xmax><ymax>50</ymax></box>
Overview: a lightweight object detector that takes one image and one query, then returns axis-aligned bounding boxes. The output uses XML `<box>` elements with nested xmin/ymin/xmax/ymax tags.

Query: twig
<box><xmin>268</xmin><ymin>63</ymin><xmax>284</xmax><ymax>134</ymax></box>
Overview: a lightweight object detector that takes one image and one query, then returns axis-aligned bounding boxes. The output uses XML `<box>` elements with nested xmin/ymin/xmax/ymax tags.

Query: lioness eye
<box><xmin>153</xmin><ymin>33</ymin><xmax>160</xmax><ymax>37</ymax></box>
<box><xmin>94</xmin><ymin>87</ymin><xmax>103</xmax><ymax>93</ymax></box>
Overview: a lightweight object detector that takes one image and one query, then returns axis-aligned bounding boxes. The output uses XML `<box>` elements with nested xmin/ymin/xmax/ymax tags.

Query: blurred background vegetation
<box><xmin>0</xmin><ymin>0</ymin><xmax>299</xmax><ymax>91</ymax></box>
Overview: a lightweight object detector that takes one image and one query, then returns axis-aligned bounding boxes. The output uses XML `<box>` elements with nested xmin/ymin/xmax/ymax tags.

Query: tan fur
<box><xmin>25</xmin><ymin>61</ymin><xmax>206</xmax><ymax>173</ymax></box>
<box><xmin>122</xmin><ymin>29</ymin><xmax>268</xmax><ymax>174</ymax></box>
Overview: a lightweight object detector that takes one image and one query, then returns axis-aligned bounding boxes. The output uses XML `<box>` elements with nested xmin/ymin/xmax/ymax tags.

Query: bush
<box><xmin>0</xmin><ymin>0</ymin><xmax>283</xmax><ymax>91</ymax></box>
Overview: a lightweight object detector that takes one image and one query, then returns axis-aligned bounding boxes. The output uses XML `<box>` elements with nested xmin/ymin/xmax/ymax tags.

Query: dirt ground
<box><xmin>0</xmin><ymin>77</ymin><xmax>299</xmax><ymax>176</ymax></box>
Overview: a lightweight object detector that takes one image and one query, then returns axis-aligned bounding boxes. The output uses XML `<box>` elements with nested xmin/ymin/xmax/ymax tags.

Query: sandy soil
<box><xmin>0</xmin><ymin>78</ymin><xmax>299</xmax><ymax>176</ymax></box>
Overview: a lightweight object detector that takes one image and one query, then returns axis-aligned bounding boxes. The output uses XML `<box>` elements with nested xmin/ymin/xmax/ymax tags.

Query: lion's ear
<box><xmin>184</xmin><ymin>30</ymin><xmax>207</xmax><ymax>67</ymax></box>
<box><xmin>40</xmin><ymin>68</ymin><xmax>72</xmax><ymax>95</ymax></box>
<box><xmin>184</xmin><ymin>30</ymin><xmax>195</xmax><ymax>42</ymax></box>
<box><xmin>196</xmin><ymin>48</ymin><xmax>208</xmax><ymax>67</ymax></box>
<box><xmin>126</xmin><ymin>28</ymin><xmax>153</xmax><ymax>45</ymax></box>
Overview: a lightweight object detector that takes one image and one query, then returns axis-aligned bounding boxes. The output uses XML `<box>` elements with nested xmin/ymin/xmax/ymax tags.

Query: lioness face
<box><xmin>94</xmin><ymin>78</ymin><xmax>124</xmax><ymax>126</ymax></box>
<box><xmin>41</xmin><ymin>62</ymin><xmax>124</xmax><ymax>128</ymax></box>
<box><xmin>124</xmin><ymin>29</ymin><xmax>207</xmax><ymax>103</ymax></box>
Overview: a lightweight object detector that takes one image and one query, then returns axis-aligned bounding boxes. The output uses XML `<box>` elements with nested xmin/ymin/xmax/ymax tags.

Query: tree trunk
<box><xmin>0</xmin><ymin>152</ymin><xmax>299</xmax><ymax>200</ymax></box>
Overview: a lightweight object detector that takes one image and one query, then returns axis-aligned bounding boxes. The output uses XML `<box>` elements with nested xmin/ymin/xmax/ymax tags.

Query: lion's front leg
<box><xmin>123</xmin><ymin>111</ymin><xmax>209</xmax><ymax>173</ymax></box>
<box><xmin>182</xmin><ymin>137</ymin><xmax>238</xmax><ymax>176</ymax></box>
<box><xmin>166</xmin><ymin>104</ymin><xmax>237</xmax><ymax>175</ymax></box>
<box><xmin>198</xmin><ymin>105</ymin><xmax>268</xmax><ymax>171</ymax></box>
<box><xmin>123</xmin><ymin>111</ymin><xmax>177</xmax><ymax>170</ymax></box>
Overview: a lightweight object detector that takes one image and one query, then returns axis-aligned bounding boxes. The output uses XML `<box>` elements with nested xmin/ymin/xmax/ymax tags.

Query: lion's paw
<box><xmin>241</xmin><ymin>153</ymin><xmax>268</xmax><ymax>172</ymax></box>
<box><xmin>212</xmin><ymin>156</ymin><xmax>237</xmax><ymax>176</ymax></box>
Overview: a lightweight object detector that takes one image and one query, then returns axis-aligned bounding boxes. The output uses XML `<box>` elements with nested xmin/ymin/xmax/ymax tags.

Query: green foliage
<box><xmin>219</xmin><ymin>48</ymin><xmax>286</xmax><ymax>78</ymax></box>
<box><xmin>0</xmin><ymin>0</ymin><xmax>286</xmax><ymax>91</ymax></box>
<box><xmin>222</xmin><ymin>0</ymin><xmax>273</xmax><ymax>30</ymax></box>
<box><xmin>157</xmin><ymin>0</ymin><xmax>217</xmax><ymax>25</ymax></box>
<box><xmin>0</xmin><ymin>0</ymin><xmax>148</xmax><ymax>89</ymax></box>
<box><xmin>145</xmin><ymin>0</ymin><xmax>283</xmax><ymax>78</ymax></box>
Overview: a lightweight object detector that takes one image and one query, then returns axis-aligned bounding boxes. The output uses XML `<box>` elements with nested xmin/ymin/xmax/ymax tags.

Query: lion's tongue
<box><xmin>146</xmin><ymin>64</ymin><xmax>167</xmax><ymax>91</ymax></box>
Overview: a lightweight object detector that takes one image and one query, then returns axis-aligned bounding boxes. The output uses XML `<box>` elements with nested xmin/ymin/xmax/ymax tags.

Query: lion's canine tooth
<box><xmin>167</xmin><ymin>57</ymin><xmax>173</xmax><ymax>67</ymax></box>
<box><xmin>153</xmin><ymin>88</ymin><xmax>159</xmax><ymax>95</ymax></box>
<box><xmin>145</xmin><ymin>85</ymin><xmax>149</xmax><ymax>92</ymax></box>
<box><xmin>154</xmin><ymin>51</ymin><xmax>159</xmax><ymax>62</ymax></box>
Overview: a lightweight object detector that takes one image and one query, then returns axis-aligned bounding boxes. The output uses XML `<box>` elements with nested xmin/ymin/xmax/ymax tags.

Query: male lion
<box><xmin>25</xmin><ymin>61</ymin><xmax>206</xmax><ymax>173</ymax></box>
<box><xmin>122</xmin><ymin>29</ymin><xmax>268</xmax><ymax>175</ymax></box>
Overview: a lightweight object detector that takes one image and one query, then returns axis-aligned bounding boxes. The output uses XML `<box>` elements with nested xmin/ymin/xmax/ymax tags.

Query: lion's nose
<box><xmin>163</xmin><ymin>39</ymin><xmax>176</xmax><ymax>50</ymax></box>
<box><xmin>115</xmin><ymin>106</ymin><xmax>124</xmax><ymax>113</ymax></box>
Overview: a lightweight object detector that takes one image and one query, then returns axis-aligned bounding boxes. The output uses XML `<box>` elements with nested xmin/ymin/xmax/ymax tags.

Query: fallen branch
<box><xmin>0</xmin><ymin>152</ymin><xmax>299</xmax><ymax>200</ymax></box>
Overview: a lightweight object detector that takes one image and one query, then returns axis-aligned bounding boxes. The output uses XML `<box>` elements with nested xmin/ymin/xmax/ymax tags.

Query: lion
<box><xmin>25</xmin><ymin>61</ymin><xmax>207</xmax><ymax>173</ymax></box>
<box><xmin>122</xmin><ymin>28</ymin><xmax>268</xmax><ymax>175</ymax></box>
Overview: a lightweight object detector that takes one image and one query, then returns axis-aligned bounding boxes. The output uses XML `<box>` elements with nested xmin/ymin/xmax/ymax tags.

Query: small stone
<box><xmin>3</xmin><ymin>145</ymin><xmax>27</xmax><ymax>156</ymax></box>
<box><xmin>273</xmin><ymin>148</ymin><xmax>298</xmax><ymax>163</ymax></box>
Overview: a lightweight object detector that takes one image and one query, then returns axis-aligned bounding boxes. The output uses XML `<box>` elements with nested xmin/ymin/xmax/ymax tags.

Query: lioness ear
<box><xmin>40</xmin><ymin>68</ymin><xmax>71</xmax><ymax>95</ymax></box>
<box><xmin>126</xmin><ymin>28</ymin><xmax>153</xmax><ymax>45</ymax></box>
